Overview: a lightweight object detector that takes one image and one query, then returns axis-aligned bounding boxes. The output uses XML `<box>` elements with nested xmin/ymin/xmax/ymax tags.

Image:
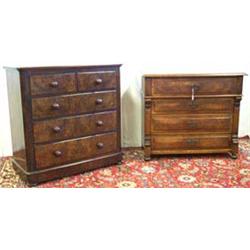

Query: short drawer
<box><xmin>30</xmin><ymin>73</ymin><xmax>77</xmax><ymax>96</ymax></box>
<box><xmin>35</xmin><ymin>132</ymin><xmax>118</xmax><ymax>169</ymax></box>
<box><xmin>77</xmin><ymin>71</ymin><xmax>117</xmax><ymax>92</ymax></box>
<box><xmin>152</xmin><ymin>135</ymin><xmax>231</xmax><ymax>151</ymax></box>
<box><xmin>32</xmin><ymin>91</ymin><xmax>117</xmax><ymax>119</ymax></box>
<box><xmin>33</xmin><ymin>111</ymin><xmax>117</xmax><ymax>143</ymax></box>
<box><xmin>151</xmin><ymin>77</ymin><xmax>242</xmax><ymax>96</ymax></box>
<box><xmin>152</xmin><ymin>98</ymin><xmax>234</xmax><ymax>114</ymax></box>
<box><xmin>151</xmin><ymin>114</ymin><xmax>232</xmax><ymax>134</ymax></box>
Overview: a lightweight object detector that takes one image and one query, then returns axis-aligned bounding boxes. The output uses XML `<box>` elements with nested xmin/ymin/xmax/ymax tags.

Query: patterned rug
<box><xmin>1</xmin><ymin>139</ymin><xmax>250</xmax><ymax>188</ymax></box>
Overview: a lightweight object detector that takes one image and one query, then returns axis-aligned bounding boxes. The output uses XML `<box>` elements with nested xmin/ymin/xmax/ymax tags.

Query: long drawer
<box><xmin>152</xmin><ymin>134</ymin><xmax>231</xmax><ymax>151</ymax></box>
<box><xmin>35</xmin><ymin>132</ymin><xmax>118</xmax><ymax>169</ymax></box>
<box><xmin>152</xmin><ymin>98</ymin><xmax>234</xmax><ymax>114</ymax></box>
<box><xmin>33</xmin><ymin>111</ymin><xmax>117</xmax><ymax>143</ymax></box>
<box><xmin>32</xmin><ymin>91</ymin><xmax>117</xmax><ymax>119</ymax></box>
<box><xmin>30</xmin><ymin>73</ymin><xmax>77</xmax><ymax>96</ymax></box>
<box><xmin>151</xmin><ymin>77</ymin><xmax>242</xmax><ymax>96</ymax></box>
<box><xmin>151</xmin><ymin>114</ymin><xmax>232</xmax><ymax>134</ymax></box>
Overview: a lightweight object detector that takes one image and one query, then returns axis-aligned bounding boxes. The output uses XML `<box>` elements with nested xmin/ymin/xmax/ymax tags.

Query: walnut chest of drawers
<box><xmin>5</xmin><ymin>65</ymin><xmax>122</xmax><ymax>185</ymax></box>
<box><xmin>143</xmin><ymin>73</ymin><xmax>247</xmax><ymax>160</ymax></box>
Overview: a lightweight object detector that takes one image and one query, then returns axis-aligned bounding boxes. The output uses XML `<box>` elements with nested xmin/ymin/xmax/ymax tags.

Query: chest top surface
<box><xmin>143</xmin><ymin>73</ymin><xmax>247</xmax><ymax>78</ymax></box>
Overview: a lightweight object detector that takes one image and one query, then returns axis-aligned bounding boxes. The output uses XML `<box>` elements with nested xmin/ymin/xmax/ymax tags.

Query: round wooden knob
<box><xmin>95</xmin><ymin>78</ymin><xmax>103</xmax><ymax>84</ymax></box>
<box><xmin>95</xmin><ymin>98</ymin><xmax>103</xmax><ymax>104</ymax></box>
<box><xmin>96</xmin><ymin>120</ymin><xmax>104</xmax><ymax>126</ymax></box>
<box><xmin>96</xmin><ymin>142</ymin><xmax>104</xmax><ymax>149</ymax></box>
<box><xmin>53</xmin><ymin>150</ymin><xmax>62</xmax><ymax>157</ymax></box>
<box><xmin>50</xmin><ymin>81</ymin><xmax>59</xmax><ymax>87</ymax></box>
<box><xmin>51</xmin><ymin>103</ymin><xmax>60</xmax><ymax>110</ymax></box>
<box><xmin>53</xmin><ymin>126</ymin><xmax>61</xmax><ymax>133</ymax></box>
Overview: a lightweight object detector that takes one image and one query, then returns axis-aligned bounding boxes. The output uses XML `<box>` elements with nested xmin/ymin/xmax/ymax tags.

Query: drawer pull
<box><xmin>95</xmin><ymin>78</ymin><xmax>103</xmax><ymax>84</ymax></box>
<box><xmin>96</xmin><ymin>120</ymin><xmax>104</xmax><ymax>126</ymax></box>
<box><xmin>53</xmin><ymin>150</ymin><xmax>62</xmax><ymax>157</ymax></box>
<box><xmin>51</xmin><ymin>103</ymin><xmax>60</xmax><ymax>110</ymax></box>
<box><xmin>96</xmin><ymin>98</ymin><xmax>103</xmax><ymax>104</ymax></box>
<box><xmin>53</xmin><ymin>126</ymin><xmax>61</xmax><ymax>133</ymax></box>
<box><xmin>186</xmin><ymin>139</ymin><xmax>198</xmax><ymax>145</ymax></box>
<box><xmin>191</xmin><ymin>84</ymin><xmax>200</xmax><ymax>102</ymax></box>
<box><xmin>50</xmin><ymin>81</ymin><xmax>59</xmax><ymax>88</ymax></box>
<box><xmin>191</xmin><ymin>85</ymin><xmax>195</xmax><ymax>102</ymax></box>
<box><xmin>96</xmin><ymin>142</ymin><xmax>104</xmax><ymax>148</ymax></box>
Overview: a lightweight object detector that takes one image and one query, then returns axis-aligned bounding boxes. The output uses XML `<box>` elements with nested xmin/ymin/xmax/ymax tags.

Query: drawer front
<box><xmin>33</xmin><ymin>111</ymin><xmax>117</xmax><ymax>143</ymax></box>
<box><xmin>152</xmin><ymin>98</ymin><xmax>234</xmax><ymax>114</ymax></box>
<box><xmin>77</xmin><ymin>71</ymin><xmax>117</xmax><ymax>92</ymax></box>
<box><xmin>151</xmin><ymin>77</ymin><xmax>241</xmax><ymax>96</ymax></box>
<box><xmin>152</xmin><ymin>135</ymin><xmax>231</xmax><ymax>151</ymax></box>
<box><xmin>30</xmin><ymin>73</ymin><xmax>77</xmax><ymax>96</ymax></box>
<box><xmin>32</xmin><ymin>91</ymin><xmax>117</xmax><ymax>119</ymax></box>
<box><xmin>35</xmin><ymin>132</ymin><xmax>118</xmax><ymax>169</ymax></box>
<box><xmin>151</xmin><ymin>114</ymin><xmax>232</xmax><ymax>134</ymax></box>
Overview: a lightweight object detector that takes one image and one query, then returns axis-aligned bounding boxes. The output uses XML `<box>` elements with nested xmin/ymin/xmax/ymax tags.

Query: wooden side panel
<box><xmin>115</xmin><ymin>67</ymin><xmax>121</xmax><ymax>154</ymax></box>
<box><xmin>5</xmin><ymin>69</ymin><xmax>27</xmax><ymax>170</ymax></box>
<box><xmin>144</xmin><ymin>78</ymin><xmax>152</xmax><ymax>160</ymax></box>
<box><xmin>230</xmin><ymin>77</ymin><xmax>243</xmax><ymax>158</ymax></box>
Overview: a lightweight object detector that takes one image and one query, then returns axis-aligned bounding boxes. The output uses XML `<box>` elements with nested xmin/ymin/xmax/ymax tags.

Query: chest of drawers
<box><xmin>143</xmin><ymin>73</ymin><xmax>246</xmax><ymax>160</ymax></box>
<box><xmin>5</xmin><ymin>65</ymin><xmax>122</xmax><ymax>185</ymax></box>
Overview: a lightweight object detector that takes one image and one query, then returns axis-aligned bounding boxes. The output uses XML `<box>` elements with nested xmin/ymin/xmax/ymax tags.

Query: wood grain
<box><xmin>151</xmin><ymin>114</ymin><xmax>232</xmax><ymax>134</ymax></box>
<box><xmin>32</xmin><ymin>91</ymin><xmax>117</xmax><ymax>119</ymax></box>
<box><xmin>33</xmin><ymin>111</ymin><xmax>117</xmax><ymax>143</ymax></box>
<box><xmin>35</xmin><ymin>132</ymin><xmax>118</xmax><ymax>169</ymax></box>
<box><xmin>143</xmin><ymin>74</ymin><xmax>245</xmax><ymax>159</ymax></box>
<box><xmin>152</xmin><ymin>135</ymin><xmax>231</xmax><ymax>151</ymax></box>
<box><xmin>151</xmin><ymin>77</ymin><xmax>242</xmax><ymax>96</ymax></box>
<box><xmin>152</xmin><ymin>98</ymin><xmax>234</xmax><ymax>114</ymax></box>
<box><xmin>5</xmin><ymin>65</ymin><xmax>122</xmax><ymax>185</ymax></box>
<box><xmin>77</xmin><ymin>71</ymin><xmax>117</xmax><ymax>92</ymax></box>
<box><xmin>30</xmin><ymin>72</ymin><xmax>77</xmax><ymax>96</ymax></box>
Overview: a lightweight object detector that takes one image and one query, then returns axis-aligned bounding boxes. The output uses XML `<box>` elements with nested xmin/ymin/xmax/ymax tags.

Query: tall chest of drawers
<box><xmin>5</xmin><ymin>65</ymin><xmax>122</xmax><ymax>185</ymax></box>
<box><xmin>143</xmin><ymin>73</ymin><xmax>247</xmax><ymax>160</ymax></box>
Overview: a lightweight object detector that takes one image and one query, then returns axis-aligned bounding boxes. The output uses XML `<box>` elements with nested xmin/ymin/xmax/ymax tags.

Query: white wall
<box><xmin>0</xmin><ymin>0</ymin><xmax>250</xmax><ymax>156</ymax></box>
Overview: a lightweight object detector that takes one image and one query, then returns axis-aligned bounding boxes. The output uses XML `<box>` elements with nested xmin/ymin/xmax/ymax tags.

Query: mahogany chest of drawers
<box><xmin>143</xmin><ymin>73</ymin><xmax>247</xmax><ymax>160</ymax></box>
<box><xmin>5</xmin><ymin>65</ymin><xmax>122</xmax><ymax>185</ymax></box>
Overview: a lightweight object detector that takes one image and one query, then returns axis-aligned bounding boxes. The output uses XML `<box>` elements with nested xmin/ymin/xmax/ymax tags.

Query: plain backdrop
<box><xmin>0</xmin><ymin>1</ymin><xmax>250</xmax><ymax>250</ymax></box>
<box><xmin>0</xmin><ymin>0</ymin><xmax>250</xmax><ymax>156</ymax></box>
